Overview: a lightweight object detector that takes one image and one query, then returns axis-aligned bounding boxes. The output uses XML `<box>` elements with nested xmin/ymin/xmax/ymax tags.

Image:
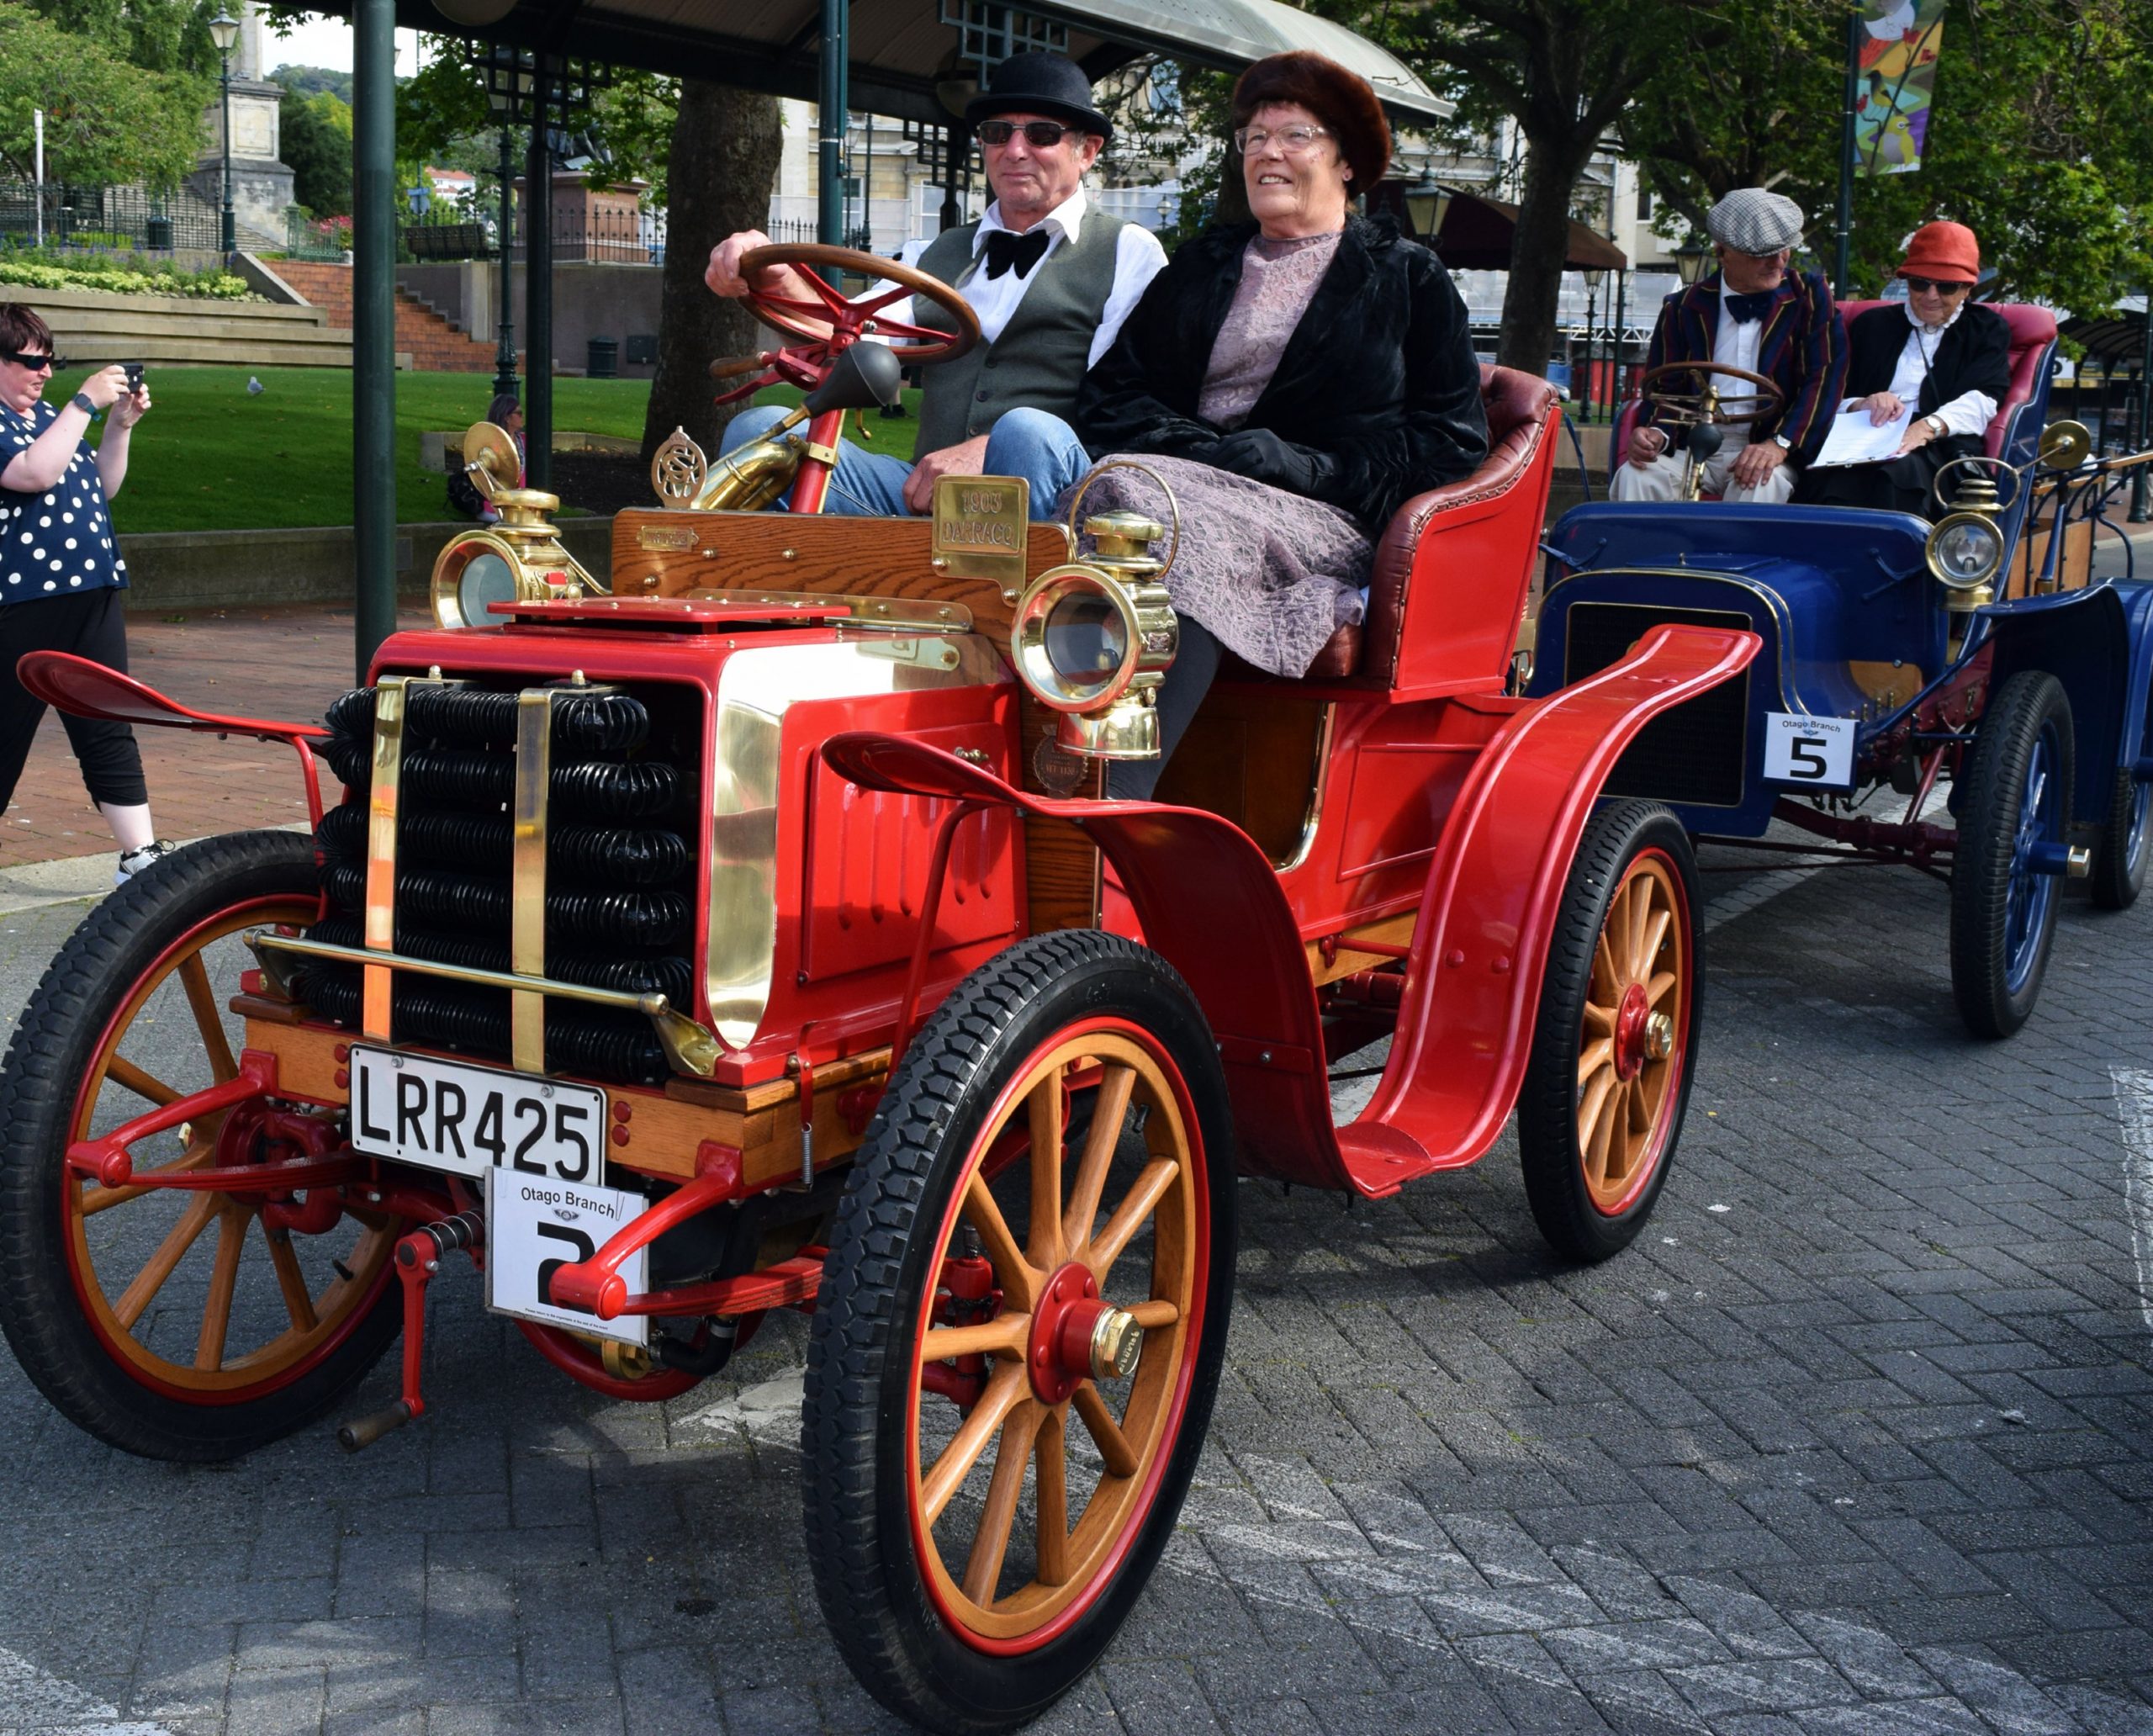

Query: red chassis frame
<box><xmin>19</xmin><ymin>382</ymin><xmax>1757</xmax><ymax>1378</ymax></box>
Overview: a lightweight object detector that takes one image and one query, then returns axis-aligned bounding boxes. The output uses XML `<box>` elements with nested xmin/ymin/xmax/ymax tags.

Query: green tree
<box><xmin>279</xmin><ymin>87</ymin><xmax>352</xmax><ymax>216</ymax></box>
<box><xmin>0</xmin><ymin>0</ymin><xmax>209</xmax><ymax>187</ymax></box>
<box><xmin>1622</xmin><ymin>0</ymin><xmax>2153</xmax><ymax>311</ymax></box>
<box><xmin>268</xmin><ymin>62</ymin><xmax>353</xmax><ymax>105</ymax></box>
<box><xmin>24</xmin><ymin>0</ymin><xmax>219</xmax><ymax>76</ymax></box>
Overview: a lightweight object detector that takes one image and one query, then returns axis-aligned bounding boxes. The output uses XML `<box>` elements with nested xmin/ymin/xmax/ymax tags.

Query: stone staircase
<box><xmin>34</xmin><ymin>284</ymin><xmax>352</xmax><ymax>368</ymax></box>
<box><xmin>273</xmin><ymin>260</ymin><xmax>500</xmax><ymax>373</ymax></box>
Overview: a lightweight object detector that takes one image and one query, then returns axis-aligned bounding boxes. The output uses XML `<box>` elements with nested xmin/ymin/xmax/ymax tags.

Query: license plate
<box><xmin>484</xmin><ymin>1169</ymin><xmax>651</xmax><ymax>1346</ymax></box>
<box><xmin>349</xmin><ymin>1047</ymin><xmax>606</xmax><ymax>1185</ymax></box>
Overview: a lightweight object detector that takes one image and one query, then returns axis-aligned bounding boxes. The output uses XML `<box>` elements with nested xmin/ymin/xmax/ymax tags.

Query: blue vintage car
<box><xmin>1532</xmin><ymin>302</ymin><xmax>2153</xmax><ymax>1037</ymax></box>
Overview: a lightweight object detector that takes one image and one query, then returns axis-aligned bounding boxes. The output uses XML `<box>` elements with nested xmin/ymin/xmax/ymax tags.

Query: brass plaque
<box><xmin>932</xmin><ymin>475</ymin><xmax>1030</xmax><ymax>584</ymax></box>
<box><xmin>637</xmin><ymin>523</ymin><xmax>701</xmax><ymax>552</ymax></box>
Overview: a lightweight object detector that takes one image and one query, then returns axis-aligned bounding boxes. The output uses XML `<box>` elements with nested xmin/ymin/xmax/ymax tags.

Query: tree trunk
<box><xmin>642</xmin><ymin>81</ymin><xmax>783</xmax><ymax>464</ymax></box>
<box><xmin>1494</xmin><ymin>137</ymin><xmax>1591</xmax><ymax>374</ymax></box>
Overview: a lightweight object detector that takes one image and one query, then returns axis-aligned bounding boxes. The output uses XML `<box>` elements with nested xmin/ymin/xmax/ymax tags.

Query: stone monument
<box><xmin>189</xmin><ymin>1</ymin><xmax>296</xmax><ymax>247</ymax></box>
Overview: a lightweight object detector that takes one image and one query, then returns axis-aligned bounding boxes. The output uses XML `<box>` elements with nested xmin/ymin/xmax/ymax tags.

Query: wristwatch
<box><xmin>1772</xmin><ymin>434</ymin><xmax>1791</xmax><ymax>451</ymax></box>
<box><xmin>1925</xmin><ymin>414</ymin><xmax>1946</xmax><ymax>438</ymax></box>
<box><xmin>69</xmin><ymin>391</ymin><xmax>96</xmax><ymax>415</ymax></box>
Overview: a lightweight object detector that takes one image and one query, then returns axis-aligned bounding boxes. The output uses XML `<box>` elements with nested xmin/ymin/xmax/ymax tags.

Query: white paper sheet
<box><xmin>1811</xmin><ymin>400</ymin><xmax>1912</xmax><ymax>468</ymax></box>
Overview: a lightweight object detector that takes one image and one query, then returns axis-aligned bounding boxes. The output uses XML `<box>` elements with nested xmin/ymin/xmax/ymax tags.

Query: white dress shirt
<box><xmin>1711</xmin><ymin>277</ymin><xmax>1769</xmax><ymax>450</ymax></box>
<box><xmin>1886</xmin><ymin>300</ymin><xmax>1997</xmax><ymax>438</ymax></box>
<box><xmin>888</xmin><ymin>188</ymin><xmax>1166</xmax><ymax>368</ymax></box>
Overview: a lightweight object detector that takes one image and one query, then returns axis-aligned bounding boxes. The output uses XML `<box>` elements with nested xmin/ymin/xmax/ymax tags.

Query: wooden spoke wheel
<box><xmin>737</xmin><ymin>242</ymin><xmax>979</xmax><ymax>367</ymax></box>
<box><xmin>803</xmin><ymin>931</ymin><xmax>1235</xmax><ymax>1734</ymax></box>
<box><xmin>1519</xmin><ymin>802</ymin><xmax>1699</xmax><ymax>1261</ymax></box>
<box><xmin>0</xmin><ymin>833</ymin><xmax>402</xmax><ymax>1461</ymax></box>
<box><xmin>1634</xmin><ymin>359</ymin><xmax>1786</xmax><ymax>428</ymax></box>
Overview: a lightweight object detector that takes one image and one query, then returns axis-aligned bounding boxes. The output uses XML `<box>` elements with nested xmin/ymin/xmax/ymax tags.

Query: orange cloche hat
<box><xmin>1897</xmin><ymin>221</ymin><xmax>1981</xmax><ymax>284</ymax></box>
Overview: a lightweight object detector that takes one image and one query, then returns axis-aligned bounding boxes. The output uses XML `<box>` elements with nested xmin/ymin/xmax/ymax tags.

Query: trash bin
<box><xmin>586</xmin><ymin>336</ymin><xmax>619</xmax><ymax>379</ymax></box>
<box><xmin>145</xmin><ymin>215</ymin><xmax>173</xmax><ymax>251</ymax></box>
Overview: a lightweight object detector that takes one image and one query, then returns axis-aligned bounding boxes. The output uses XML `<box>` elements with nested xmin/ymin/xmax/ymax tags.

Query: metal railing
<box><xmin>508</xmin><ymin>203</ymin><xmax>665</xmax><ymax>265</ymax></box>
<box><xmin>0</xmin><ymin>181</ymin><xmax>220</xmax><ymax>253</ymax></box>
<box><xmin>285</xmin><ymin>210</ymin><xmax>352</xmax><ymax>261</ymax></box>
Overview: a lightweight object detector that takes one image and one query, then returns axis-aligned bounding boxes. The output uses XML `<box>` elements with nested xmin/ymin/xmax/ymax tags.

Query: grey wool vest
<box><xmin>911</xmin><ymin>210</ymin><xmax>1127</xmax><ymax>455</ymax></box>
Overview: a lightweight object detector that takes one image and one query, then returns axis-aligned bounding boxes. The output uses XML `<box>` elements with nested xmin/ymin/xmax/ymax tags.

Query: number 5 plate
<box><xmin>485</xmin><ymin>1169</ymin><xmax>651</xmax><ymax>1346</ymax></box>
<box><xmin>1764</xmin><ymin>711</ymin><xmax>1856</xmax><ymax>789</ymax></box>
<box><xmin>348</xmin><ymin>1047</ymin><xmax>604</xmax><ymax>1184</ymax></box>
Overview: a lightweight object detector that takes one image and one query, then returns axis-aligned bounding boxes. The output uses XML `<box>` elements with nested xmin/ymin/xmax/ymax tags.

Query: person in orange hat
<box><xmin>1797</xmin><ymin>220</ymin><xmax>2010</xmax><ymax>519</ymax></box>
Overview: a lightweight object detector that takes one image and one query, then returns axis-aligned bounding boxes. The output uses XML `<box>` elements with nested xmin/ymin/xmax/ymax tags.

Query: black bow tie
<box><xmin>1724</xmin><ymin>289</ymin><xmax>1775</xmax><ymax>325</ymax></box>
<box><xmin>982</xmin><ymin>229</ymin><xmax>1051</xmax><ymax>280</ymax></box>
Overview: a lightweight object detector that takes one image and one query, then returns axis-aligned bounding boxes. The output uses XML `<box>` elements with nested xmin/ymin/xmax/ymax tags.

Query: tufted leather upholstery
<box><xmin>1276</xmin><ymin>365</ymin><xmax>1563</xmax><ymax>682</ymax></box>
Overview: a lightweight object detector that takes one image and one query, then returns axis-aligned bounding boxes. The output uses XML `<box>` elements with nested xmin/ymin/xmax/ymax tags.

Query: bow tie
<box><xmin>1724</xmin><ymin>289</ymin><xmax>1775</xmax><ymax>326</ymax></box>
<box><xmin>982</xmin><ymin>228</ymin><xmax>1052</xmax><ymax>280</ymax></box>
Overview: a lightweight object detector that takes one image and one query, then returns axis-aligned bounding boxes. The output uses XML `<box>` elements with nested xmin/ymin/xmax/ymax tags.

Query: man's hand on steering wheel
<box><xmin>705</xmin><ymin>230</ymin><xmax>788</xmax><ymax>299</ymax></box>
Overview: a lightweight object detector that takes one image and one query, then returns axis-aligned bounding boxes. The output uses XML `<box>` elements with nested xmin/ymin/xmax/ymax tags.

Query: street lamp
<box><xmin>1581</xmin><ymin>265</ymin><xmax>1605</xmax><ymax>423</ymax></box>
<box><xmin>208</xmin><ymin>8</ymin><xmax>239</xmax><ymax>256</ymax></box>
<box><xmin>1673</xmin><ymin>234</ymin><xmax>1713</xmax><ymax>287</ymax></box>
<box><xmin>1403</xmin><ymin>168</ymin><xmax>1452</xmax><ymax>246</ymax></box>
<box><xmin>483</xmin><ymin>54</ymin><xmax>534</xmax><ymax>400</ymax></box>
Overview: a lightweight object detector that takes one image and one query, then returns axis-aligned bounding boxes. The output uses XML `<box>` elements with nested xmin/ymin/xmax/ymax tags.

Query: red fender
<box><xmin>15</xmin><ymin>650</ymin><xmax>331</xmax><ymax>827</ymax></box>
<box><xmin>1337</xmin><ymin>622</ymin><xmax>1758</xmax><ymax>1194</ymax></box>
<box><xmin>824</xmin><ymin>620</ymin><xmax>1755</xmax><ymax>1199</ymax></box>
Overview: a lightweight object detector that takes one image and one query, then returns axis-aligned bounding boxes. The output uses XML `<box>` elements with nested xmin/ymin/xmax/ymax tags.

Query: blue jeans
<box><xmin>717</xmin><ymin>405</ymin><xmax>1089</xmax><ymax>521</ymax></box>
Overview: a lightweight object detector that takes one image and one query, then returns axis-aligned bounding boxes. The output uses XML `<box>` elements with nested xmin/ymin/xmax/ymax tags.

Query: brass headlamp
<box><xmin>1011</xmin><ymin>468</ymin><xmax>1181</xmax><ymax>760</ymax></box>
<box><xmin>1924</xmin><ymin>421</ymin><xmax>2092</xmax><ymax>613</ymax></box>
<box><xmin>431</xmin><ymin>421</ymin><xmax>602</xmax><ymax>628</ymax></box>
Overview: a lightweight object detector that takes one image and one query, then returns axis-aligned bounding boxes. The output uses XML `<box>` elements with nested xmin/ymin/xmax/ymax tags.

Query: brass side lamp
<box><xmin>430</xmin><ymin>421</ymin><xmax>602</xmax><ymax>628</ymax></box>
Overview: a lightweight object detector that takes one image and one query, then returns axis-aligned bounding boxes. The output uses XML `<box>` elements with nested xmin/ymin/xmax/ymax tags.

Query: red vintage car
<box><xmin>0</xmin><ymin>246</ymin><xmax>1755</xmax><ymax>1731</ymax></box>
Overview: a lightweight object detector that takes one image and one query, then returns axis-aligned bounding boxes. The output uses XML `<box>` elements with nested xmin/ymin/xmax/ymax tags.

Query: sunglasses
<box><xmin>976</xmin><ymin>119</ymin><xmax>1078</xmax><ymax>148</ymax></box>
<box><xmin>1903</xmin><ymin>276</ymin><xmax>1970</xmax><ymax>295</ymax></box>
<box><xmin>1</xmin><ymin>350</ymin><xmax>58</xmax><ymax>372</ymax></box>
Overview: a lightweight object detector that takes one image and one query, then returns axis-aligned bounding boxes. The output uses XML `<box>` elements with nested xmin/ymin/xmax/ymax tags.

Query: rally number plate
<box><xmin>484</xmin><ymin>1169</ymin><xmax>651</xmax><ymax>1346</ymax></box>
<box><xmin>1763</xmin><ymin>711</ymin><xmax>1856</xmax><ymax>790</ymax></box>
<box><xmin>348</xmin><ymin>1048</ymin><xmax>606</xmax><ymax>1185</ymax></box>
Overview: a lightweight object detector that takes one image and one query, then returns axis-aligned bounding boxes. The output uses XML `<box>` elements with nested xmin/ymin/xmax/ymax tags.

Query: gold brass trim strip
<box><xmin>362</xmin><ymin>679</ymin><xmax>407</xmax><ymax>1040</ymax></box>
<box><xmin>1273</xmin><ymin>702</ymin><xmax>1336</xmax><ymax>874</ymax></box>
<box><xmin>511</xmin><ymin>689</ymin><xmax>553</xmax><ymax>1072</ymax></box>
<box><xmin>245</xmin><ymin>932</ymin><xmax>719</xmax><ymax>1081</ymax></box>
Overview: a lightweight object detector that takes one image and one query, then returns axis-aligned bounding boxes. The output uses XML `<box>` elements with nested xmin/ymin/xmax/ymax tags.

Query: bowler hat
<box><xmin>965</xmin><ymin>52</ymin><xmax>1113</xmax><ymax>143</ymax></box>
<box><xmin>1897</xmin><ymin>220</ymin><xmax>1980</xmax><ymax>284</ymax></box>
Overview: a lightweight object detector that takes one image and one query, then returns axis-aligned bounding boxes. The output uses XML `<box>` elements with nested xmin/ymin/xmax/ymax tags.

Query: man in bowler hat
<box><xmin>706</xmin><ymin>51</ymin><xmax>1167</xmax><ymax>519</ymax></box>
<box><xmin>1612</xmin><ymin>188</ymin><xmax>1847</xmax><ymax>505</ymax></box>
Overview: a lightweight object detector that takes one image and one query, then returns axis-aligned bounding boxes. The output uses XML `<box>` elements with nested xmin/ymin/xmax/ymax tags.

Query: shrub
<box><xmin>0</xmin><ymin>247</ymin><xmax>256</xmax><ymax>300</ymax></box>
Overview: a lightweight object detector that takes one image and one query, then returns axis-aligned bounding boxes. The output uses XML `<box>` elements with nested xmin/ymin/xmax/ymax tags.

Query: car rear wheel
<box><xmin>0</xmin><ymin>833</ymin><xmax>403</xmax><ymax>1461</ymax></box>
<box><xmin>1518</xmin><ymin>801</ymin><xmax>1699</xmax><ymax>1262</ymax></box>
<box><xmin>1951</xmin><ymin>671</ymin><xmax>2074</xmax><ymax>1037</ymax></box>
<box><xmin>2089</xmin><ymin>695</ymin><xmax>2151</xmax><ymax>913</ymax></box>
<box><xmin>801</xmin><ymin>930</ymin><xmax>1235</xmax><ymax>1735</ymax></box>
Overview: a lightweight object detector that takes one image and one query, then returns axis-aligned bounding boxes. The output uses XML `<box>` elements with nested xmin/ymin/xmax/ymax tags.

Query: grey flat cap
<box><xmin>1706</xmin><ymin>188</ymin><xmax>1806</xmax><ymax>254</ymax></box>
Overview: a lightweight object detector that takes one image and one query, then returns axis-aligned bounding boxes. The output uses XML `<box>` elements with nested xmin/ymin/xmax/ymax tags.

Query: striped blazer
<box><xmin>1637</xmin><ymin>270</ymin><xmax>1849</xmax><ymax>467</ymax></box>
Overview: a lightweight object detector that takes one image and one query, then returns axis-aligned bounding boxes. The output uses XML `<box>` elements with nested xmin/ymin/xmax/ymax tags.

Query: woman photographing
<box><xmin>0</xmin><ymin>303</ymin><xmax>167</xmax><ymax>882</ymax></box>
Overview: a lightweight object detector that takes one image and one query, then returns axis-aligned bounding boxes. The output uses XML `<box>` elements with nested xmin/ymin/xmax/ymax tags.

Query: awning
<box><xmin>1398</xmin><ymin>188</ymin><xmax>1627</xmax><ymax>273</ymax></box>
<box><xmin>2060</xmin><ymin>294</ymin><xmax>2148</xmax><ymax>369</ymax></box>
<box><xmin>334</xmin><ymin>0</ymin><xmax>1450</xmax><ymax>129</ymax></box>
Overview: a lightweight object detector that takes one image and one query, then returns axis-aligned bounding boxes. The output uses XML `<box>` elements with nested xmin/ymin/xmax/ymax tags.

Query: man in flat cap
<box><xmin>705</xmin><ymin>51</ymin><xmax>1167</xmax><ymax>518</ymax></box>
<box><xmin>1613</xmin><ymin>188</ymin><xmax>1848</xmax><ymax>504</ymax></box>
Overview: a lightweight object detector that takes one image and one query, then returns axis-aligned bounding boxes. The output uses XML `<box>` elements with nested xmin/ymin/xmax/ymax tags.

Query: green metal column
<box><xmin>526</xmin><ymin>66</ymin><xmax>553</xmax><ymax>492</ymax></box>
<box><xmin>817</xmin><ymin>0</ymin><xmax>848</xmax><ymax>246</ymax></box>
<box><xmin>1833</xmin><ymin>3</ymin><xmax>1859</xmax><ymax>296</ymax></box>
<box><xmin>352</xmin><ymin>0</ymin><xmax>396</xmax><ymax>679</ymax></box>
<box><xmin>2132</xmin><ymin>294</ymin><xmax>2150</xmax><ymax>524</ymax></box>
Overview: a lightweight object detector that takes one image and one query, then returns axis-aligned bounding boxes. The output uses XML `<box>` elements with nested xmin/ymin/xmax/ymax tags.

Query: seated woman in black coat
<box><xmin>1796</xmin><ymin>222</ymin><xmax>2011</xmax><ymax>521</ymax></box>
<box><xmin>1071</xmin><ymin>50</ymin><xmax>1488</xmax><ymax>797</ymax></box>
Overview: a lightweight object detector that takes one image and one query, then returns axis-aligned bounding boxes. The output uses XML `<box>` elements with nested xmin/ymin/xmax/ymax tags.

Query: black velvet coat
<box><xmin>1074</xmin><ymin>215</ymin><xmax>1489</xmax><ymax>532</ymax></box>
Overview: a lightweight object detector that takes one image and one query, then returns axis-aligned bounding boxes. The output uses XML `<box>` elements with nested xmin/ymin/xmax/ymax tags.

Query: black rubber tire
<box><xmin>1517</xmin><ymin>801</ymin><xmax>1700</xmax><ymax>1262</ymax></box>
<box><xmin>2088</xmin><ymin>760</ymin><xmax>2150</xmax><ymax>912</ymax></box>
<box><xmin>0</xmin><ymin>831</ymin><xmax>402</xmax><ymax>1460</ymax></box>
<box><xmin>1950</xmin><ymin>671</ymin><xmax>2074</xmax><ymax>1038</ymax></box>
<box><xmin>801</xmin><ymin>930</ymin><xmax>1235</xmax><ymax>1735</ymax></box>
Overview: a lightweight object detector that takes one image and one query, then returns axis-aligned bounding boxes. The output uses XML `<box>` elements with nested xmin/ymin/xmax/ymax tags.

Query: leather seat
<box><xmin>1225</xmin><ymin>364</ymin><xmax>1563</xmax><ymax>684</ymax></box>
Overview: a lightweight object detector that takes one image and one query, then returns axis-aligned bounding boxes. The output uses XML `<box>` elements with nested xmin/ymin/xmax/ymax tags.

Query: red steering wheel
<box><xmin>709</xmin><ymin>242</ymin><xmax>981</xmax><ymax>404</ymax></box>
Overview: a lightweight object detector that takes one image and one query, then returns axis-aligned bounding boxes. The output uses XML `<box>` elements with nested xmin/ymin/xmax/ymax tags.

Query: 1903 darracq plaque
<box><xmin>931</xmin><ymin>474</ymin><xmax>1029</xmax><ymax>585</ymax></box>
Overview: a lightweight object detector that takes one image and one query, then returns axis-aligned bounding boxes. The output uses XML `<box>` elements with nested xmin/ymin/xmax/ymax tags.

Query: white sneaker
<box><xmin>115</xmin><ymin>840</ymin><xmax>175</xmax><ymax>886</ymax></box>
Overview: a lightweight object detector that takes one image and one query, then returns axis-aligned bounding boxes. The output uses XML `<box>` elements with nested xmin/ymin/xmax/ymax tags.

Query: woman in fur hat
<box><xmin>1073</xmin><ymin>50</ymin><xmax>1488</xmax><ymax>797</ymax></box>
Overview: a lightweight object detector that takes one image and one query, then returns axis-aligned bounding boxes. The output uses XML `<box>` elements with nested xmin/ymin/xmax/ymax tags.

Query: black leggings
<box><xmin>0</xmin><ymin>586</ymin><xmax>148</xmax><ymax>814</ymax></box>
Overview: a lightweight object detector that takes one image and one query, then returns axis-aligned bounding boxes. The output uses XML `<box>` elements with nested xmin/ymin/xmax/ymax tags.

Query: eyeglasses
<box><xmin>1</xmin><ymin>350</ymin><xmax>57</xmax><ymax>372</ymax></box>
<box><xmin>976</xmin><ymin>119</ymin><xmax>1078</xmax><ymax>148</ymax></box>
<box><xmin>1234</xmin><ymin>124</ymin><xmax>1331</xmax><ymax>156</ymax></box>
<box><xmin>1903</xmin><ymin>276</ymin><xmax>1970</xmax><ymax>296</ymax></box>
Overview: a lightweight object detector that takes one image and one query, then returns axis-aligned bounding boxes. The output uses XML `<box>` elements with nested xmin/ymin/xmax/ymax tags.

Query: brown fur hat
<box><xmin>1230</xmin><ymin>51</ymin><xmax>1391</xmax><ymax>194</ymax></box>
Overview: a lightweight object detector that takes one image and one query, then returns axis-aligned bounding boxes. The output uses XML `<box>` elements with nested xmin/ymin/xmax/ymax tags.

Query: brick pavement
<box><xmin>0</xmin><ymin>846</ymin><xmax>2150</xmax><ymax>1734</ymax></box>
<box><xmin>0</xmin><ymin>603</ymin><xmax>425</xmax><ymax>870</ymax></box>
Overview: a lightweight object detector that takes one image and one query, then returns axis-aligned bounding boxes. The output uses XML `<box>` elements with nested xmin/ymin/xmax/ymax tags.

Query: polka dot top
<box><xmin>0</xmin><ymin>398</ymin><xmax>127</xmax><ymax>603</ymax></box>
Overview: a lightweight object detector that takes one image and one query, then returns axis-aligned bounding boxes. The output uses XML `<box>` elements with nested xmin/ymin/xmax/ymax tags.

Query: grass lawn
<box><xmin>93</xmin><ymin>368</ymin><xmax>923</xmax><ymax>534</ymax></box>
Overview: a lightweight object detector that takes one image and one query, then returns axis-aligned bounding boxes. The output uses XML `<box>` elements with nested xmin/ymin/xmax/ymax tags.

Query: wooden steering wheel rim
<box><xmin>1635</xmin><ymin>360</ymin><xmax>1785</xmax><ymax>426</ymax></box>
<box><xmin>739</xmin><ymin>242</ymin><xmax>981</xmax><ymax>363</ymax></box>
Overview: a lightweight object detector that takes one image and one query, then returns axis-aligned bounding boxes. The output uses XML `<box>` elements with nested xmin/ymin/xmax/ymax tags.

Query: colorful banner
<box><xmin>1854</xmin><ymin>0</ymin><xmax>1948</xmax><ymax>176</ymax></box>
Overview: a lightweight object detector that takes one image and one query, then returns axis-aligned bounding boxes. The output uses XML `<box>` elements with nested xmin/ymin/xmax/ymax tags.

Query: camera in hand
<box><xmin>123</xmin><ymin>363</ymin><xmax>145</xmax><ymax>391</ymax></box>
